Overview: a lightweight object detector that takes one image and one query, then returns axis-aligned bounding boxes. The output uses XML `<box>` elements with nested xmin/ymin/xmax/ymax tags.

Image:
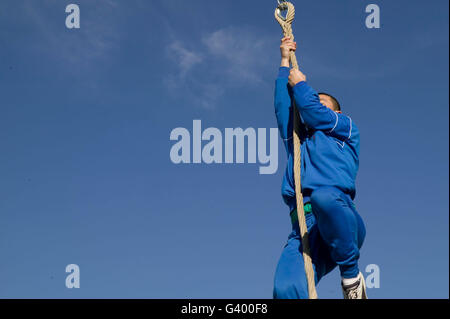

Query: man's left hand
<box><xmin>288</xmin><ymin>68</ymin><xmax>306</xmax><ymax>87</ymax></box>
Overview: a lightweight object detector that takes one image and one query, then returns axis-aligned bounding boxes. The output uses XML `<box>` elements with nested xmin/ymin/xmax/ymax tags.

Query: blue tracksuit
<box><xmin>273</xmin><ymin>67</ymin><xmax>366</xmax><ymax>299</ymax></box>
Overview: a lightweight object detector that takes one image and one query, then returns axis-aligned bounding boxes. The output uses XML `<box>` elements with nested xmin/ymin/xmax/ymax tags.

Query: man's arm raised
<box><xmin>274</xmin><ymin>37</ymin><xmax>297</xmax><ymax>154</ymax></box>
<box><xmin>288</xmin><ymin>69</ymin><xmax>352</xmax><ymax>142</ymax></box>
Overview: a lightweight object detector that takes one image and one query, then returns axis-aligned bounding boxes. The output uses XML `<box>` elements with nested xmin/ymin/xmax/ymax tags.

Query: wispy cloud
<box><xmin>202</xmin><ymin>27</ymin><xmax>271</xmax><ymax>84</ymax></box>
<box><xmin>164</xmin><ymin>26</ymin><xmax>274</xmax><ymax>109</ymax></box>
<box><xmin>167</xmin><ymin>41</ymin><xmax>203</xmax><ymax>77</ymax></box>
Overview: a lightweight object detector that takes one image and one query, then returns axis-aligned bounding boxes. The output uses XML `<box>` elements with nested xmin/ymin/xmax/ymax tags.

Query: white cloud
<box><xmin>164</xmin><ymin>26</ymin><xmax>274</xmax><ymax>109</ymax></box>
<box><xmin>167</xmin><ymin>42</ymin><xmax>203</xmax><ymax>77</ymax></box>
<box><xmin>202</xmin><ymin>26</ymin><xmax>271</xmax><ymax>84</ymax></box>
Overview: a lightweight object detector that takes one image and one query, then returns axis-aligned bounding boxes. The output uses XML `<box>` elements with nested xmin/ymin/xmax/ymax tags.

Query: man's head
<box><xmin>318</xmin><ymin>93</ymin><xmax>341</xmax><ymax>113</ymax></box>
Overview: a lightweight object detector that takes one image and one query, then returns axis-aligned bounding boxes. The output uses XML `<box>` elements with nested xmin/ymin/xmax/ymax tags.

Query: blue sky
<box><xmin>0</xmin><ymin>0</ymin><xmax>448</xmax><ymax>298</ymax></box>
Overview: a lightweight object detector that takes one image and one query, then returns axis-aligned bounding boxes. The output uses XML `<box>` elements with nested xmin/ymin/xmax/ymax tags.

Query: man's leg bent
<box><xmin>310</xmin><ymin>186</ymin><xmax>366</xmax><ymax>279</ymax></box>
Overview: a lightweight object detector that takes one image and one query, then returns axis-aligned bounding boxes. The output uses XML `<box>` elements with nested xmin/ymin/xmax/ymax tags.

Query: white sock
<box><xmin>342</xmin><ymin>274</ymin><xmax>360</xmax><ymax>287</ymax></box>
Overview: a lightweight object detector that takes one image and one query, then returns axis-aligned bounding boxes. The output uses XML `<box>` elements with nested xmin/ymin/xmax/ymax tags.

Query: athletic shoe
<box><xmin>341</xmin><ymin>272</ymin><xmax>368</xmax><ymax>299</ymax></box>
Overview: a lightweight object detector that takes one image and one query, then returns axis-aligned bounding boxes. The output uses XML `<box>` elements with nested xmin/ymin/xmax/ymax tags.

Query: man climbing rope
<box><xmin>272</xmin><ymin>36</ymin><xmax>367</xmax><ymax>299</ymax></box>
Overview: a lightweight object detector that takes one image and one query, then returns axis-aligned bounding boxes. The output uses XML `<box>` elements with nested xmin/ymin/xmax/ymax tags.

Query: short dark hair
<box><xmin>318</xmin><ymin>92</ymin><xmax>341</xmax><ymax>111</ymax></box>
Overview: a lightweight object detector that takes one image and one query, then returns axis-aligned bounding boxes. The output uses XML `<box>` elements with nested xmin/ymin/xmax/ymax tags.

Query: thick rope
<box><xmin>274</xmin><ymin>1</ymin><xmax>318</xmax><ymax>299</ymax></box>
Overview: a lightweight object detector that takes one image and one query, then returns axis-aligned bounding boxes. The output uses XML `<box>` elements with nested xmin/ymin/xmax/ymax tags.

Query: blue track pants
<box><xmin>273</xmin><ymin>186</ymin><xmax>366</xmax><ymax>299</ymax></box>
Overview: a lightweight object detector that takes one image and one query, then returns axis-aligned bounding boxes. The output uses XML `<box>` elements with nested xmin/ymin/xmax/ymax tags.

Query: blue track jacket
<box><xmin>274</xmin><ymin>67</ymin><xmax>360</xmax><ymax>211</ymax></box>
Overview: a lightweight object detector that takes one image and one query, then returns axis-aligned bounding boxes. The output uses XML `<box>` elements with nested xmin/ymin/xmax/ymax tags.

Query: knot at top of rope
<box><xmin>275</xmin><ymin>1</ymin><xmax>295</xmax><ymax>26</ymax></box>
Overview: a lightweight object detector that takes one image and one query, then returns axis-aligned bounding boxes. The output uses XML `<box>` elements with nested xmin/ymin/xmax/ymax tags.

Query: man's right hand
<box><xmin>280</xmin><ymin>37</ymin><xmax>297</xmax><ymax>64</ymax></box>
